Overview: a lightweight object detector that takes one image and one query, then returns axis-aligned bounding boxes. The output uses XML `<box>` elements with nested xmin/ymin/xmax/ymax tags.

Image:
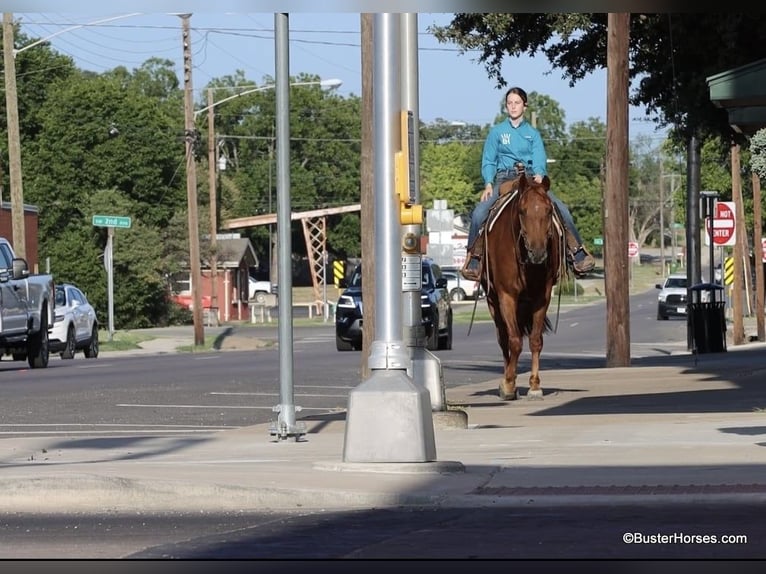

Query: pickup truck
<box><xmin>0</xmin><ymin>237</ymin><xmax>55</xmax><ymax>368</ymax></box>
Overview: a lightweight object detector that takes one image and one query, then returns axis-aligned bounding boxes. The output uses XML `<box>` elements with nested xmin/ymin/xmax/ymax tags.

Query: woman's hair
<box><xmin>505</xmin><ymin>87</ymin><xmax>528</xmax><ymax>105</ymax></box>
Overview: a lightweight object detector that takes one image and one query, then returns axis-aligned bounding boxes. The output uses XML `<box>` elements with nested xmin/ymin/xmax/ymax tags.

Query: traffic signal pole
<box><xmin>399</xmin><ymin>13</ymin><xmax>448</xmax><ymax>413</ymax></box>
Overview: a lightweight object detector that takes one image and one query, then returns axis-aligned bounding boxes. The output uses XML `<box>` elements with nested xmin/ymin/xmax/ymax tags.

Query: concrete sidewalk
<box><xmin>3</xmin><ymin>337</ymin><xmax>766</xmax><ymax>513</ymax></box>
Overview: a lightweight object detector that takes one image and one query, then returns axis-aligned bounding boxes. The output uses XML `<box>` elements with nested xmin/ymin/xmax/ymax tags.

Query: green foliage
<box><xmin>420</xmin><ymin>141</ymin><xmax>479</xmax><ymax>215</ymax></box>
<box><xmin>751</xmin><ymin>129</ymin><xmax>766</xmax><ymax>180</ymax></box>
<box><xmin>431</xmin><ymin>13</ymin><xmax>766</xmax><ymax>142</ymax></box>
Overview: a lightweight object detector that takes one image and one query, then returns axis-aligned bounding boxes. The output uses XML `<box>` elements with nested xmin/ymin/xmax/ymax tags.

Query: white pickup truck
<box><xmin>0</xmin><ymin>237</ymin><xmax>55</xmax><ymax>368</ymax></box>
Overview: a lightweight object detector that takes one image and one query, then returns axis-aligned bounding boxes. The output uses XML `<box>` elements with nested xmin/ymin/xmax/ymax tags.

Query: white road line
<box><xmin>209</xmin><ymin>392</ymin><xmax>349</xmax><ymax>398</ymax></box>
<box><xmin>0</xmin><ymin>430</ymin><xmax>225</xmax><ymax>435</ymax></box>
<box><xmin>0</xmin><ymin>423</ymin><xmax>229</xmax><ymax>429</ymax></box>
<box><xmin>115</xmin><ymin>404</ymin><xmax>344</xmax><ymax>410</ymax></box>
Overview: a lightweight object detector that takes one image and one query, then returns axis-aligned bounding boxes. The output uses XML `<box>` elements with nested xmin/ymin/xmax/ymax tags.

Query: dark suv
<box><xmin>335</xmin><ymin>258</ymin><xmax>453</xmax><ymax>352</ymax></box>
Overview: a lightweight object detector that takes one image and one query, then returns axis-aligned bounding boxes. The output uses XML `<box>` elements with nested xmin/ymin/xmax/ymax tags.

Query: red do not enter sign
<box><xmin>706</xmin><ymin>201</ymin><xmax>736</xmax><ymax>246</ymax></box>
<box><xmin>628</xmin><ymin>241</ymin><xmax>639</xmax><ymax>258</ymax></box>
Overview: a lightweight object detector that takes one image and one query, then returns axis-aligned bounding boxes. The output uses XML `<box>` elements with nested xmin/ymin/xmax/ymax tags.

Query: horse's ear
<box><xmin>542</xmin><ymin>175</ymin><xmax>551</xmax><ymax>191</ymax></box>
<box><xmin>517</xmin><ymin>173</ymin><xmax>528</xmax><ymax>192</ymax></box>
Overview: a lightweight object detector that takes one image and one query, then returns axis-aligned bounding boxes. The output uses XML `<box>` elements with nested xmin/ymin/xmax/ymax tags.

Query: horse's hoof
<box><xmin>499</xmin><ymin>384</ymin><xmax>519</xmax><ymax>401</ymax></box>
<box><xmin>526</xmin><ymin>388</ymin><xmax>544</xmax><ymax>400</ymax></box>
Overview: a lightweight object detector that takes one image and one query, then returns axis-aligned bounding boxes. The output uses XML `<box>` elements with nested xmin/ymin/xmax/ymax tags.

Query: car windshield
<box><xmin>349</xmin><ymin>267</ymin><xmax>362</xmax><ymax>288</ymax></box>
<box><xmin>666</xmin><ymin>277</ymin><xmax>686</xmax><ymax>289</ymax></box>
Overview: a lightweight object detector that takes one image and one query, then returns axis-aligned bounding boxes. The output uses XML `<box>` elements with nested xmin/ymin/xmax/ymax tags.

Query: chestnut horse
<box><xmin>480</xmin><ymin>174</ymin><xmax>566</xmax><ymax>400</ymax></box>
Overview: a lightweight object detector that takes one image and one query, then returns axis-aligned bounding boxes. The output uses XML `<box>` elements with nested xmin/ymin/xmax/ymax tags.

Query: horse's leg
<box><xmin>526</xmin><ymin>303</ymin><xmax>549</xmax><ymax>399</ymax></box>
<box><xmin>498</xmin><ymin>293</ymin><xmax>521</xmax><ymax>401</ymax></box>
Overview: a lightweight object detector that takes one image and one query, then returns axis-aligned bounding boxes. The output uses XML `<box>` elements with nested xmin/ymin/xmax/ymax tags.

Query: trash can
<box><xmin>689</xmin><ymin>282</ymin><xmax>726</xmax><ymax>354</ymax></box>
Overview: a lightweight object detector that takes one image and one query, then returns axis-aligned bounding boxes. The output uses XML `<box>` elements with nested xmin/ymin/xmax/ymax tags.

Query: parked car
<box><xmin>249</xmin><ymin>277</ymin><xmax>277</xmax><ymax>304</ymax></box>
<box><xmin>49</xmin><ymin>283</ymin><xmax>99</xmax><ymax>359</ymax></box>
<box><xmin>335</xmin><ymin>258</ymin><xmax>453</xmax><ymax>352</ymax></box>
<box><xmin>442</xmin><ymin>270</ymin><xmax>483</xmax><ymax>302</ymax></box>
<box><xmin>656</xmin><ymin>273</ymin><xmax>688</xmax><ymax>320</ymax></box>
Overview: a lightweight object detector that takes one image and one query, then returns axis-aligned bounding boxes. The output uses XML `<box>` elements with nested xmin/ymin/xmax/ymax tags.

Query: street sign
<box><xmin>705</xmin><ymin>201</ymin><xmax>735</xmax><ymax>246</ymax></box>
<box><xmin>762</xmin><ymin>237</ymin><xmax>766</xmax><ymax>263</ymax></box>
<box><xmin>628</xmin><ymin>241</ymin><xmax>639</xmax><ymax>258</ymax></box>
<box><xmin>593</xmin><ymin>236</ymin><xmax>603</xmax><ymax>246</ymax></box>
<box><xmin>92</xmin><ymin>215</ymin><xmax>132</xmax><ymax>229</ymax></box>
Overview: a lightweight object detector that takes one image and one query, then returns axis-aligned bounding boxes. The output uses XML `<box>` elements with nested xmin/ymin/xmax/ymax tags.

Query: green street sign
<box><xmin>593</xmin><ymin>236</ymin><xmax>604</xmax><ymax>246</ymax></box>
<box><xmin>92</xmin><ymin>215</ymin><xmax>132</xmax><ymax>229</ymax></box>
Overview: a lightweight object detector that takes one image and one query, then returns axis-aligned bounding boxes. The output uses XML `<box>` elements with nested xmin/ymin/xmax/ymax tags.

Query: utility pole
<box><xmin>3</xmin><ymin>13</ymin><xmax>26</xmax><ymax>259</ymax></box>
<box><xmin>207</xmin><ymin>88</ymin><xmax>218</xmax><ymax>316</ymax></box>
<box><xmin>604</xmin><ymin>13</ymin><xmax>630</xmax><ymax>367</ymax></box>
<box><xmin>180</xmin><ymin>13</ymin><xmax>204</xmax><ymax>347</ymax></box>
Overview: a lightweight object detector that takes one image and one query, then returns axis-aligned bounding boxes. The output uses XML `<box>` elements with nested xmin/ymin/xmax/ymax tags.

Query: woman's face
<box><xmin>505</xmin><ymin>94</ymin><xmax>526</xmax><ymax>121</ymax></box>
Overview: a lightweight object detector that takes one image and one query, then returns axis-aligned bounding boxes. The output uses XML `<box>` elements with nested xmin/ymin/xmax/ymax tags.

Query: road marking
<box><xmin>210</xmin><ymin>391</ymin><xmax>350</xmax><ymax>397</ymax></box>
<box><xmin>116</xmin><ymin>403</ymin><xmax>343</xmax><ymax>410</ymax></box>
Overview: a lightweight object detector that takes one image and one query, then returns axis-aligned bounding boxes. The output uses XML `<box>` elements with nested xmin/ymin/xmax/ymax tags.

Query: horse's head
<box><xmin>516</xmin><ymin>174</ymin><xmax>553</xmax><ymax>265</ymax></box>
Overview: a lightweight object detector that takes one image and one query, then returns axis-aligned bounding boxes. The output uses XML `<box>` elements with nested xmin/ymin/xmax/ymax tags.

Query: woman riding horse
<box><xmin>482</xmin><ymin>172</ymin><xmax>565</xmax><ymax>400</ymax></box>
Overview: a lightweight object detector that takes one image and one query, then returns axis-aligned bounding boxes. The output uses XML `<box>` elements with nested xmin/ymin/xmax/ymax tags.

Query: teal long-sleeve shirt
<box><xmin>481</xmin><ymin>118</ymin><xmax>547</xmax><ymax>186</ymax></box>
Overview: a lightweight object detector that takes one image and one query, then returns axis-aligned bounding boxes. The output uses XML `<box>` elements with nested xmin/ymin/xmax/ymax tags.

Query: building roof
<box><xmin>707</xmin><ymin>58</ymin><xmax>766</xmax><ymax>135</ymax></box>
<box><xmin>213</xmin><ymin>237</ymin><xmax>258</xmax><ymax>269</ymax></box>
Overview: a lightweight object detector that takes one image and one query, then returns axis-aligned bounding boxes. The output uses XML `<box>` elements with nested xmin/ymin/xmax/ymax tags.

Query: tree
<box><xmin>431</xmin><ymin>13</ymin><xmax>766</xmax><ymax>142</ymax></box>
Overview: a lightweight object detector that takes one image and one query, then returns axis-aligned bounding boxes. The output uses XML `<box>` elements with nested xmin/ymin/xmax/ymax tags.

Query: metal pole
<box><xmin>207</xmin><ymin>88</ymin><xmax>218</xmax><ymax>314</ymax></box>
<box><xmin>343</xmin><ymin>13</ymin><xmax>435</xmax><ymax>464</ymax></box>
<box><xmin>686</xmin><ymin>133</ymin><xmax>701</xmax><ymax>351</ymax></box>
<box><xmin>270</xmin><ymin>13</ymin><xmax>303</xmax><ymax>441</ymax></box>
<box><xmin>401</xmin><ymin>13</ymin><xmax>445</xmax><ymax>411</ymax></box>
<box><xmin>107</xmin><ymin>227</ymin><xmax>115</xmax><ymax>342</ymax></box>
<box><xmin>322</xmin><ymin>250</ymin><xmax>328</xmax><ymax>321</ymax></box>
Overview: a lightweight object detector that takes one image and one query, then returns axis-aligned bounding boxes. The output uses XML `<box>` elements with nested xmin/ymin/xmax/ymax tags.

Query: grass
<box><xmin>97</xmin><ymin>330</ymin><xmax>154</xmax><ymax>352</ymax></box>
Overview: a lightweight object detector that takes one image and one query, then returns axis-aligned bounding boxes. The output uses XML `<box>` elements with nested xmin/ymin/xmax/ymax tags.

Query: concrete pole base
<box><xmin>409</xmin><ymin>346</ymin><xmax>446</xmax><ymax>411</ymax></box>
<box><xmin>432</xmin><ymin>409</ymin><xmax>468</xmax><ymax>430</ymax></box>
<box><xmin>343</xmin><ymin>369</ymin><xmax>436</xmax><ymax>462</ymax></box>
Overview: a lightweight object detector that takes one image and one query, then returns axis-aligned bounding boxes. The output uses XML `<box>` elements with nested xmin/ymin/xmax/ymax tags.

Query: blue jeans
<box><xmin>468</xmin><ymin>172</ymin><xmax>582</xmax><ymax>250</ymax></box>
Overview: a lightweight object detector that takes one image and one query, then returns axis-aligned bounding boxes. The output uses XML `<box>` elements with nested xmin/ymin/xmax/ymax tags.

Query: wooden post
<box><xmin>730</xmin><ymin>142</ymin><xmax>745</xmax><ymax>345</ymax></box>
<box><xmin>3</xmin><ymin>13</ymin><xmax>26</xmax><ymax>259</ymax></box>
<box><xmin>360</xmin><ymin>13</ymin><xmax>375</xmax><ymax>378</ymax></box>
<box><xmin>753</xmin><ymin>172</ymin><xmax>764</xmax><ymax>341</ymax></box>
<box><xmin>604</xmin><ymin>13</ymin><xmax>631</xmax><ymax>367</ymax></box>
<box><xmin>180</xmin><ymin>14</ymin><xmax>204</xmax><ymax>347</ymax></box>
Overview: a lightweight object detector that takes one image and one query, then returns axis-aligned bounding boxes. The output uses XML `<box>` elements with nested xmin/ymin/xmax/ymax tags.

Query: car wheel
<box><xmin>657</xmin><ymin>307</ymin><xmax>668</xmax><ymax>320</ymax></box>
<box><xmin>450</xmin><ymin>288</ymin><xmax>466</xmax><ymax>302</ymax></box>
<box><xmin>336</xmin><ymin>333</ymin><xmax>354</xmax><ymax>351</ymax></box>
<box><xmin>28</xmin><ymin>307</ymin><xmax>49</xmax><ymax>369</ymax></box>
<box><xmin>60</xmin><ymin>325</ymin><xmax>76</xmax><ymax>359</ymax></box>
<box><xmin>255</xmin><ymin>291</ymin><xmax>267</xmax><ymax>304</ymax></box>
<box><xmin>426</xmin><ymin>313</ymin><xmax>439</xmax><ymax>351</ymax></box>
<box><xmin>84</xmin><ymin>326</ymin><xmax>99</xmax><ymax>359</ymax></box>
<box><xmin>438</xmin><ymin>313</ymin><xmax>453</xmax><ymax>350</ymax></box>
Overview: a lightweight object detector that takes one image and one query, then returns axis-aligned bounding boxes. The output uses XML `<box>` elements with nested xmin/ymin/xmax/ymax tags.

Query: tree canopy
<box><xmin>431</xmin><ymin>13</ymin><xmax>766</xmax><ymax>142</ymax></box>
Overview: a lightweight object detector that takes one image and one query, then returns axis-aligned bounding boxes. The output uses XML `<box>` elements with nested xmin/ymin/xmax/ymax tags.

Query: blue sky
<box><xmin>16</xmin><ymin>12</ymin><xmax>665</xmax><ymax>140</ymax></box>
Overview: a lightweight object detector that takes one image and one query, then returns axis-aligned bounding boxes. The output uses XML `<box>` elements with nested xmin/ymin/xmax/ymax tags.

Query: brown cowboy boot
<box><xmin>564</xmin><ymin>229</ymin><xmax>595</xmax><ymax>276</ymax></box>
<box><xmin>461</xmin><ymin>231</ymin><xmax>485</xmax><ymax>282</ymax></box>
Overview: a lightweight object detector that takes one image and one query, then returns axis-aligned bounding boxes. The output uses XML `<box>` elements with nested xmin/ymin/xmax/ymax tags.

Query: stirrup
<box><xmin>461</xmin><ymin>256</ymin><xmax>482</xmax><ymax>282</ymax></box>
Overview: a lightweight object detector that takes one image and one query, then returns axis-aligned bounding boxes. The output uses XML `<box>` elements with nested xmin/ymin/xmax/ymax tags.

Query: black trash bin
<box><xmin>689</xmin><ymin>282</ymin><xmax>727</xmax><ymax>354</ymax></box>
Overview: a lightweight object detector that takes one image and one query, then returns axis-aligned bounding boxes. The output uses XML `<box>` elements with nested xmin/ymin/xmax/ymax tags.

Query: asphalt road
<box><xmin>2</xmin><ymin>503</ymin><xmax>763</xmax><ymax>559</ymax></box>
<box><xmin>0</xmin><ymin>289</ymin><xmax>693</xmax><ymax>439</ymax></box>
